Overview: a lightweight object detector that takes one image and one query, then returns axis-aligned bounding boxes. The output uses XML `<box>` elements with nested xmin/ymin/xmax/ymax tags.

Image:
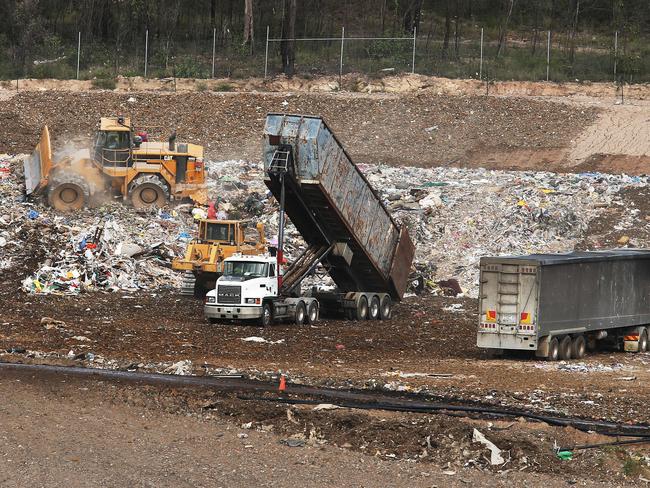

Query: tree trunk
<box><xmin>281</xmin><ymin>0</ymin><xmax>296</xmax><ymax>76</ymax></box>
<box><xmin>569</xmin><ymin>0</ymin><xmax>580</xmax><ymax>66</ymax></box>
<box><xmin>496</xmin><ymin>0</ymin><xmax>515</xmax><ymax>58</ymax></box>
<box><xmin>454</xmin><ymin>0</ymin><xmax>461</xmax><ymax>59</ymax></box>
<box><xmin>442</xmin><ymin>0</ymin><xmax>451</xmax><ymax>58</ymax></box>
<box><xmin>403</xmin><ymin>0</ymin><xmax>423</xmax><ymax>33</ymax></box>
<box><xmin>243</xmin><ymin>0</ymin><xmax>254</xmax><ymax>53</ymax></box>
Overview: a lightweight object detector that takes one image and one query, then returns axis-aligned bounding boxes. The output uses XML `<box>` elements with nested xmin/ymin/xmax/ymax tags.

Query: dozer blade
<box><xmin>189</xmin><ymin>187</ymin><xmax>208</xmax><ymax>205</ymax></box>
<box><xmin>24</xmin><ymin>126</ymin><xmax>53</xmax><ymax>195</ymax></box>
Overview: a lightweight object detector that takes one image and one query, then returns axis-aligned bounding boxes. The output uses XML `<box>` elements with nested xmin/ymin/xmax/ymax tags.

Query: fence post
<box><xmin>264</xmin><ymin>25</ymin><xmax>269</xmax><ymax>78</ymax></box>
<box><xmin>212</xmin><ymin>27</ymin><xmax>216</xmax><ymax>78</ymax></box>
<box><xmin>411</xmin><ymin>26</ymin><xmax>417</xmax><ymax>74</ymax></box>
<box><xmin>339</xmin><ymin>27</ymin><xmax>345</xmax><ymax>85</ymax></box>
<box><xmin>613</xmin><ymin>30</ymin><xmax>618</xmax><ymax>77</ymax></box>
<box><xmin>479</xmin><ymin>27</ymin><xmax>484</xmax><ymax>79</ymax></box>
<box><xmin>76</xmin><ymin>31</ymin><xmax>81</xmax><ymax>80</ymax></box>
<box><xmin>144</xmin><ymin>29</ymin><xmax>149</xmax><ymax>77</ymax></box>
<box><xmin>546</xmin><ymin>30</ymin><xmax>551</xmax><ymax>81</ymax></box>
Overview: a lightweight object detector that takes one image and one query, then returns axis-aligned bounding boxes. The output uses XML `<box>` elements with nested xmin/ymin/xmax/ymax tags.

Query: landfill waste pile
<box><xmin>3</xmin><ymin>153</ymin><xmax>648</xmax><ymax>297</ymax></box>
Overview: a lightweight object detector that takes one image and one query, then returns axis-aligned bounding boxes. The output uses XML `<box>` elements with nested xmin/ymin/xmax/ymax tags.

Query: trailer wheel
<box><xmin>259</xmin><ymin>302</ymin><xmax>273</xmax><ymax>327</ymax></box>
<box><xmin>369</xmin><ymin>296</ymin><xmax>380</xmax><ymax>320</ymax></box>
<box><xmin>294</xmin><ymin>302</ymin><xmax>306</xmax><ymax>325</ymax></box>
<box><xmin>559</xmin><ymin>335</ymin><xmax>572</xmax><ymax>360</ymax></box>
<box><xmin>571</xmin><ymin>335</ymin><xmax>586</xmax><ymax>359</ymax></box>
<box><xmin>208</xmin><ymin>318</ymin><xmax>220</xmax><ymax>325</ymax></box>
<box><xmin>547</xmin><ymin>337</ymin><xmax>560</xmax><ymax>361</ymax></box>
<box><xmin>379</xmin><ymin>296</ymin><xmax>392</xmax><ymax>320</ymax></box>
<box><xmin>355</xmin><ymin>296</ymin><xmax>369</xmax><ymax>321</ymax></box>
<box><xmin>639</xmin><ymin>329</ymin><xmax>648</xmax><ymax>353</ymax></box>
<box><xmin>306</xmin><ymin>302</ymin><xmax>318</xmax><ymax>324</ymax></box>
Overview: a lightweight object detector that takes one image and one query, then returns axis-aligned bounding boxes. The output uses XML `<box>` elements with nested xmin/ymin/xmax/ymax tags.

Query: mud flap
<box><xmin>536</xmin><ymin>336</ymin><xmax>550</xmax><ymax>358</ymax></box>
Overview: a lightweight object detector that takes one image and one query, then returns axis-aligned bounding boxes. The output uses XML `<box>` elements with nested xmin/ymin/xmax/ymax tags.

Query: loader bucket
<box><xmin>189</xmin><ymin>188</ymin><xmax>208</xmax><ymax>205</ymax></box>
<box><xmin>24</xmin><ymin>126</ymin><xmax>53</xmax><ymax>195</ymax></box>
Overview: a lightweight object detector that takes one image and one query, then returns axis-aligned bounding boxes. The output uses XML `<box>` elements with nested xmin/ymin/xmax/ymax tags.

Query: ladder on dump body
<box><xmin>281</xmin><ymin>243</ymin><xmax>334</xmax><ymax>295</ymax></box>
<box><xmin>497</xmin><ymin>264</ymin><xmax>520</xmax><ymax>328</ymax></box>
<box><xmin>269</xmin><ymin>149</ymin><xmax>291</xmax><ymax>174</ymax></box>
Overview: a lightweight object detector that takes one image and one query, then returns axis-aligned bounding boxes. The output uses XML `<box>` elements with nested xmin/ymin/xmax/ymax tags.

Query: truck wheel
<box><xmin>547</xmin><ymin>337</ymin><xmax>560</xmax><ymax>361</ymax></box>
<box><xmin>355</xmin><ymin>296</ymin><xmax>369</xmax><ymax>321</ymax></box>
<box><xmin>208</xmin><ymin>318</ymin><xmax>220</xmax><ymax>325</ymax></box>
<box><xmin>369</xmin><ymin>296</ymin><xmax>380</xmax><ymax>320</ymax></box>
<box><xmin>639</xmin><ymin>329</ymin><xmax>648</xmax><ymax>352</ymax></box>
<box><xmin>294</xmin><ymin>302</ymin><xmax>306</xmax><ymax>325</ymax></box>
<box><xmin>259</xmin><ymin>303</ymin><xmax>272</xmax><ymax>327</ymax></box>
<box><xmin>306</xmin><ymin>302</ymin><xmax>318</xmax><ymax>324</ymax></box>
<box><xmin>129</xmin><ymin>175</ymin><xmax>169</xmax><ymax>209</ymax></box>
<box><xmin>559</xmin><ymin>336</ymin><xmax>572</xmax><ymax>360</ymax></box>
<box><xmin>571</xmin><ymin>335</ymin><xmax>586</xmax><ymax>359</ymax></box>
<box><xmin>379</xmin><ymin>296</ymin><xmax>392</xmax><ymax>320</ymax></box>
<box><xmin>48</xmin><ymin>173</ymin><xmax>91</xmax><ymax>211</ymax></box>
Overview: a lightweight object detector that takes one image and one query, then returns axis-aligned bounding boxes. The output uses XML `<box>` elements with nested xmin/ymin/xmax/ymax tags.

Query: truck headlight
<box><xmin>206</xmin><ymin>296</ymin><xmax>216</xmax><ymax>304</ymax></box>
<box><xmin>245</xmin><ymin>298</ymin><xmax>260</xmax><ymax>304</ymax></box>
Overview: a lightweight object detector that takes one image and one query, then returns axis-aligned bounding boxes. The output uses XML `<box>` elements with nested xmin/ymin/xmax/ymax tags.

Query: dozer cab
<box><xmin>172</xmin><ymin>219</ymin><xmax>267</xmax><ymax>297</ymax></box>
<box><xmin>24</xmin><ymin>117</ymin><xmax>207</xmax><ymax>211</ymax></box>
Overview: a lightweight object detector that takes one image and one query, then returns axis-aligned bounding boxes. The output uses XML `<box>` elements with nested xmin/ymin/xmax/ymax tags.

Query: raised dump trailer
<box><xmin>477</xmin><ymin>250</ymin><xmax>650</xmax><ymax>360</ymax></box>
<box><xmin>204</xmin><ymin>114</ymin><xmax>414</xmax><ymax>325</ymax></box>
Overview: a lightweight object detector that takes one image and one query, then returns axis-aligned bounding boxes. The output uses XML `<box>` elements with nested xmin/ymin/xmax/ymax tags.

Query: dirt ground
<box><xmin>2</xmin><ymin>75</ymin><xmax>650</xmax><ymax>485</ymax></box>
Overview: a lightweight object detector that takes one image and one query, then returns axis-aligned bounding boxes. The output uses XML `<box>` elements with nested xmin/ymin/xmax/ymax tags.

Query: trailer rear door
<box><xmin>478</xmin><ymin>261</ymin><xmax>539</xmax><ymax>350</ymax></box>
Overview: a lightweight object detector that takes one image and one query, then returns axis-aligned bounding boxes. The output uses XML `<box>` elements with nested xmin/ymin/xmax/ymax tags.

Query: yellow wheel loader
<box><xmin>24</xmin><ymin>117</ymin><xmax>207</xmax><ymax>211</ymax></box>
<box><xmin>172</xmin><ymin>219</ymin><xmax>267</xmax><ymax>297</ymax></box>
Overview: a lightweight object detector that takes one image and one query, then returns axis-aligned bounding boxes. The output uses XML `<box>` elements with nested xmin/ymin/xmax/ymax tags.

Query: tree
<box><xmin>496</xmin><ymin>0</ymin><xmax>516</xmax><ymax>58</ymax></box>
<box><xmin>280</xmin><ymin>0</ymin><xmax>296</xmax><ymax>76</ymax></box>
<box><xmin>243</xmin><ymin>0</ymin><xmax>254</xmax><ymax>53</ymax></box>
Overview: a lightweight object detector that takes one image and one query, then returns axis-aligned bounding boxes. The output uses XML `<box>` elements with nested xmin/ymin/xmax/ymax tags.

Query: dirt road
<box><xmin>0</xmin><ymin>367</ymin><xmax>640</xmax><ymax>487</ymax></box>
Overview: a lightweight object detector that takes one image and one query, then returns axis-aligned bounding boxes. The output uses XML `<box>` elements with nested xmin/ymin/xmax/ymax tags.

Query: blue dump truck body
<box><xmin>262</xmin><ymin>113</ymin><xmax>414</xmax><ymax>301</ymax></box>
<box><xmin>477</xmin><ymin>249</ymin><xmax>650</xmax><ymax>358</ymax></box>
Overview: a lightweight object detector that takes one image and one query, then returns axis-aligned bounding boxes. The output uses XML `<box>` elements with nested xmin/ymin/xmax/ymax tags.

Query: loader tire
<box><xmin>48</xmin><ymin>173</ymin><xmax>91</xmax><ymax>212</ymax></box>
<box><xmin>129</xmin><ymin>175</ymin><xmax>169</xmax><ymax>209</ymax></box>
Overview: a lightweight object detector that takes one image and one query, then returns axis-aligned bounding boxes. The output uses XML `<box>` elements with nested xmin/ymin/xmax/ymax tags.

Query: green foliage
<box><xmin>196</xmin><ymin>81</ymin><xmax>208</xmax><ymax>91</ymax></box>
<box><xmin>174</xmin><ymin>56</ymin><xmax>208</xmax><ymax>79</ymax></box>
<box><xmin>91</xmin><ymin>78</ymin><xmax>117</xmax><ymax>90</ymax></box>
<box><xmin>213</xmin><ymin>82</ymin><xmax>233</xmax><ymax>92</ymax></box>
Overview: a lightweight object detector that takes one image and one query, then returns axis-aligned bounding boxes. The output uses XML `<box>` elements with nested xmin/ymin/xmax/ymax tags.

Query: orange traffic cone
<box><xmin>279</xmin><ymin>374</ymin><xmax>287</xmax><ymax>392</ymax></box>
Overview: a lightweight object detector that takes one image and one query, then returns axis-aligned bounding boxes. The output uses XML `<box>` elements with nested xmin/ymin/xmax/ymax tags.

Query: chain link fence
<box><xmin>4</xmin><ymin>25</ymin><xmax>648</xmax><ymax>84</ymax></box>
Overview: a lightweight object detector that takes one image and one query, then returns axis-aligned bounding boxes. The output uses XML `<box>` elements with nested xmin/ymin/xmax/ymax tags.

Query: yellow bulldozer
<box><xmin>173</xmin><ymin>218</ymin><xmax>267</xmax><ymax>296</ymax></box>
<box><xmin>24</xmin><ymin>117</ymin><xmax>206</xmax><ymax>211</ymax></box>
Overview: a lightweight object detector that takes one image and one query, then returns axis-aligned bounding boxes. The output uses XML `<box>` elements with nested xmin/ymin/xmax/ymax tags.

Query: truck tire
<box><xmin>306</xmin><ymin>301</ymin><xmax>318</xmax><ymax>324</ymax></box>
<box><xmin>369</xmin><ymin>295</ymin><xmax>380</xmax><ymax>320</ymax></box>
<box><xmin>47</xmin><ymin>173</ymin><xmax>91</xmax><ymax>211</ymax></box>
<box><xmin>379</xmin><ymin>296</ymin><xmax>392</xmax><ymax>320</ymax></box>
<box><xmin>129</xmin><ymin>175</ymin><xmax>169</xmax><ymax>209</ymax></box>
<box><xmin>547</xmin><ymin>337</ymin><xmax>560</xmax><ymax>361</ymax></box>
<box><xmin>259</xmin><ymin>302</ymin><xmax>273</xmax><ymax>327</ymax></box>
<box><xmin>294</xmin><ymin>302</ymin><xmax>306</xmax><ymax>325</ymax></box>
<box><xmin>639</xmin><ymin>329</ymin><xmax>648</xmax><ymax>353</ymax></box>
<box><xmin>571</xmin><ymin>335</ymin><xmax>586</xmax><ymax>359</ymax></box>
<box><xmin>355</xmin><ymin>296</ymin><xmax>369</xmax><ymax>321</ymax></box>
<box><xmin>559</xmin><ymin>336</ymin><xmax>572</xmax><ymax>360</ymax></box>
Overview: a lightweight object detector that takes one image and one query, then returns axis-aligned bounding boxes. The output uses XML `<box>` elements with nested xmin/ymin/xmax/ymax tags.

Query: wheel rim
<box><xmin>370</xmin><ymin>299</ymin><xmax>379</xmax><ymax>318</ymax></box>
<box><xmin>360</xmin><ymin>302</ymin><xmax>368</xmax><ymax>319</ymax></box>
<box><xmin>263</xmin><ymin>307</ymin><xmax>271</xmax><ymax>325</ymax></box>
<box><xmin>60</xmin><ymin>187</ymin><xmax>79</xmax><ymax>204</ymax></box>
<box><xmin>140</xmin><ymin>187</ymin><xmax>158</xmax><ymax>204</ymax></box>
<box><xmin>297</xmin><ymin>306</ymin><xmax>305</xmax><ymax>322</ymax></box>
<box><xmin>309</xmin><ymin>305</ymin><xmax>317</xmax><ymax>322</ymax></box>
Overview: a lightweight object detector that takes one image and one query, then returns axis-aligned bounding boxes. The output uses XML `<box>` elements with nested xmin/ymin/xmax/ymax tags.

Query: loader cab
<box><xmin>93</xmin><ymin>117</ymin><xmax>132</xmax><ymax>168</ymax></box>
<box><xmin>200</xmin><ymin>220</ymin><xmax>239</xmax><ymax>246</ymax></box>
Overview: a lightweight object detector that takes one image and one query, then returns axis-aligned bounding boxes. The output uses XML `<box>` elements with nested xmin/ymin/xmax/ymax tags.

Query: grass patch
<box><xmin>213</xmin><ymin>82</ymin><xmax>234</xmax><ymax>92</ymax></box>
<box><xmin>196</xmin><ymin>81</ymin><xmax>208</xmax><ymax>91</ymax></box>
<box><xmin>91</xmin><ymin>78</ymin><xmax>116</xmax><ymax>90</ymax></box>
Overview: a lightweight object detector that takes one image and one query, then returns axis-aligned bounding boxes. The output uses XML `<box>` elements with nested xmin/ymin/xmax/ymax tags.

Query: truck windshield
<box><xmin>205</xmin><ymin>223</ymin><xmax>231</xmax><ymax>242</ymax></box>
<box><xmin>223</xmin><ymin>261</ymin><xmax>268</xmax><ymax>279</ymax></box>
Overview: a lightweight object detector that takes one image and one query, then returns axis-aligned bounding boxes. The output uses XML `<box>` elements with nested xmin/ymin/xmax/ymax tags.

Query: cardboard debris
<box><xmin>472</xmin><ymin>428</ymin><xmax>505</xmax><ymax>465</ymax></box>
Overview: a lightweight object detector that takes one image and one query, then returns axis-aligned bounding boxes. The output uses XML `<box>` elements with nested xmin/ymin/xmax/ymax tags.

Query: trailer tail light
<box><xmin>624</xmin><ymin>334</ymin><xmax>639</xmax><ymax>341</ymax></box>
<box><xmin>486</xmin><ymin>310</ymin><xmax>497</xmax><ymax>322</ymax></box>
<box><xmin>520</xmin><ymin>312</ymin><xmax>532</xmax><ymax>324</ymax></box>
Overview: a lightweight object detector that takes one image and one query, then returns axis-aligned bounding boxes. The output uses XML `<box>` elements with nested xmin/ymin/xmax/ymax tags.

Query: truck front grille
<box><xmin>217</xmin><ymin>285</ymin><xmax>241</xmax><ymax>304</ymax></box>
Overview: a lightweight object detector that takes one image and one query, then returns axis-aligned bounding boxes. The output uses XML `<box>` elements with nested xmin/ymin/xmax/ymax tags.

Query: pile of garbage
<box><xmin>3</xmin><ymin>152</ymin><xmax>649</xmax><ymax>297</ymax></box>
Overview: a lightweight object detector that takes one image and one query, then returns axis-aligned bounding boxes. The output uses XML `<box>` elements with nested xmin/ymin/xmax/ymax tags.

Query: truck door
<box><xmin>267</xmin><ymin>263</ymin><xmax>278</xmax><ymax>296</ymax></box>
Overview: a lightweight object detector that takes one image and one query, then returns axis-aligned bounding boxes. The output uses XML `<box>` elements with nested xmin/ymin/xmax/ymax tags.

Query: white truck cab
<box><xmin>204</xmin><ymin>253</ymin><xmax>277</xmax><ymax>322</ymax></box>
